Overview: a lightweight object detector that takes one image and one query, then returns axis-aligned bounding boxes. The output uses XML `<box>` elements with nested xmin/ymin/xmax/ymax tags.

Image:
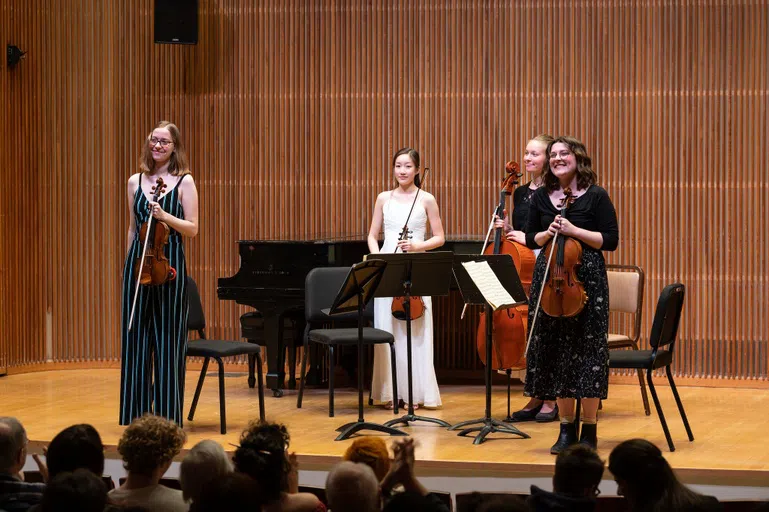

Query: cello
<box><xmin>475</xmin><ymin>161</ymin><xmax>536</xmax><ymax>371</ymax></box>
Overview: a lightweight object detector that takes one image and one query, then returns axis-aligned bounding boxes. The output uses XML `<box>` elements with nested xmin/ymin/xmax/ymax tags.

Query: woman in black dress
<box><xmin>495</xmin><ymin>134</ymin><xmax>559</xmax><ymax>423</ymax></box>
<box><xmin>523</xmin><ymin>136</ymin><xmax>618</xmax><ymax>453</ymax></box>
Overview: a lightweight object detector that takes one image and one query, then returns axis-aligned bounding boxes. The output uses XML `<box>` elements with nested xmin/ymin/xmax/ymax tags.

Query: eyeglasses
<box><xmin>149</xmin><ymin>137</ymin><xmax>173</xmax><ymax>147</ymax></box>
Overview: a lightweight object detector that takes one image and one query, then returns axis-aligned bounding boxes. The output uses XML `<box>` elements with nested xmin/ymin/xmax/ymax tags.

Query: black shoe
<box><xmin>579</xmin><ymin>423</ymin><xmax>597</xmax><ymax>450</ymax></box>
<box><xmin>536</xmin><ymin>404</ymin><xmax>559</xmax><ymax>423</ymax></box>
<box><xmin>550</xmin><ymin>422</ymin><xmax>578</xmax><ymax>454</ymax></box>
<box><xmin>507</xmin><ymin>403</ymin><xmax>543</xmax><ymax>422</ymax></box>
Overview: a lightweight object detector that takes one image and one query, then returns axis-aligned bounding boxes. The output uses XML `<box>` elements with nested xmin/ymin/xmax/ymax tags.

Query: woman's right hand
<box><xmin>493</xmin><ymin>212</ymin><xmax>511</xmax><ymax>232</ymax></box>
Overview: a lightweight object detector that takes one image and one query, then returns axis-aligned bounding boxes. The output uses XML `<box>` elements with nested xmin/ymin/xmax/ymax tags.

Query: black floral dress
<box><xmin>522</xmin><ymin>185</ymin><xmax>619</xmax><ymax>399</ymax></box>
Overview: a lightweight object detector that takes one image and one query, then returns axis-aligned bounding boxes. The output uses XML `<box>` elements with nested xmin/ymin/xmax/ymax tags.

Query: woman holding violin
<box><xmin>367</xmin><ymin>148</ymin><xmax>445</xmax><ymax>410</ymax></box>
<box><xmin>494</xmin><ymin>133</ymin><xmax>559</xmax><ymax>423</ymax></box>
<box><xmin>523</xmin><ymin>136</ymin><xmax>618</xmax><ymax>453</ymax></box>
<box><xmin>120</xmin><ymin>121</ymin><xmax>199</xmax><ymax>426</ymax></box>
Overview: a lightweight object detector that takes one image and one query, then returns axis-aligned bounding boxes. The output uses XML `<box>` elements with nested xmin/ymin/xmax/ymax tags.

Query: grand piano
<box><xmin>218</xmin><ymin>239</ymin><xmax>483</xmax><ymax>397</ymax></box>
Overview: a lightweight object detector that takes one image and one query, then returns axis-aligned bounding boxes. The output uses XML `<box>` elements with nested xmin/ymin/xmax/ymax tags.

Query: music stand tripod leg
<box><xmin>384</xmin><ymin>280</ymin><xmax>450</xmax><ymax>429</ymax></box>
<box><xmin>334</xmin><ymin>284</ymin><xmax>407</xmax><ymax>441</ymax></box>
<box><xmin>448</xmin><ymin>303</ymin><xmax>529</xmax><ymax>444</ymax></box>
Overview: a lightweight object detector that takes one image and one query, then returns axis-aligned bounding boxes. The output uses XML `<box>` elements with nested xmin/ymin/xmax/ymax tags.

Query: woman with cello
<box><xmin>367</xmin><ymin>148</ymin><xmax>446</xmax><ymax>410</ymax></box>
<box><xmin>120</xmin><ymin>121</ymin><xmax>199</xmax><ymax>426</ymax></box>
<box><xmin>494</xmin><ymin>134</ymin><xmax>559</xmax><ymax>423</ymax></box>
<box><xmin>523</xmin><ymin>136</ymin><xmax>618</xmax><ymax>453</ymax></box>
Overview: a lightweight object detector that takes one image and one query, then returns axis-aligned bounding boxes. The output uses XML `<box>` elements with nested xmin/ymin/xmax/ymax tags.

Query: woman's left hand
<box><xmin>554</xmin><ymin>215</ymin><xmax>578</xmax><ymax>237</ymax></box>
<box><xmin>148</xmin><ymin>201</ymin><xmax>168</xmax><ymax>222</ymax></box>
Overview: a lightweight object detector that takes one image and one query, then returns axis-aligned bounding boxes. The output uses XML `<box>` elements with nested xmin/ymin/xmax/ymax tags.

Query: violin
<box><xmin>523</xmin><ymin>188</ymin><xmax>589</xmax><ymax>355</ymax></box>
<box><xmin>390</xmin><ymin>168</ymin><xmax>430</xmax><ymax>322</ymax></box>
<box><xmin>475</xmin><ymin>161</ymin><xmax>536</xmax><ymax>371</ymax></box>
<box><xmin>127</xmin><ymin>177</ymin><xmax>178</xmax><ymax>330</ymax></box>
<box><xmin>539</xmin><ymin>188</ymin><xmax>587</xmax><ymax>318</ymax></box>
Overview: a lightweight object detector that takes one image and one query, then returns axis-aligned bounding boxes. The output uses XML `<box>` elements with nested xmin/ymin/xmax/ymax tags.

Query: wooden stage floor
<box><xmin>1</xmin><ymin>369</ymin><xmax>766</xmax><ymax>486</ymax></box>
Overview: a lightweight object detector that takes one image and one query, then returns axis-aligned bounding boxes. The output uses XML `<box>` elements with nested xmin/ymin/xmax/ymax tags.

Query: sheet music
<box><xmin>461</xmin><ymin>260</ymin><xmax>517</xmax><ymax>310</ymax></box>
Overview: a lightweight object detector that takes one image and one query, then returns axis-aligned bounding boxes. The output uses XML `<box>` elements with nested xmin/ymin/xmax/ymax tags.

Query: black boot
<box><xmin>579</xmin><ymin>422</ymin><xmax>597</xmax><ymax>450</ymax></box>
<box><xmin>550</xmin><ymin>421</ymin><xmax>577</xmax><ymax>455</ymax></box>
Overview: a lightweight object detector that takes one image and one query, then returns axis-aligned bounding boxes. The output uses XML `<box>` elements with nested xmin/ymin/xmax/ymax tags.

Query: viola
<box><xmin>539</xmin><ymin>188</ymin><xmax>587</xmax><ymax>318</ymax></box>
<box><xmin>127</xmin><ymin>177</ymin><xmax>178</xmax><ymax>330</ymax></box>
<box><xmin>475</xmin><ymin>161</ymin><xmax>536</xmax><ymax>371</ymax></box>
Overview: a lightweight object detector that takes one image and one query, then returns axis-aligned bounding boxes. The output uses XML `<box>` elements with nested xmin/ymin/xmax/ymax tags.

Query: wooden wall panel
<box><xmin>0</xmin><ymin>0</ymin><xmax>767</xmax><ymax>384</ymax></box>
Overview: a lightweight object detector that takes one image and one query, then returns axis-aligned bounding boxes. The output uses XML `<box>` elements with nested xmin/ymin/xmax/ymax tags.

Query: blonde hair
<box><xmin>140</xmin><ymin>120</ymin><xmax>190</xmax><ymax>176</ymax></box>
<box><xmin>528</xmin><ymin>133</ymin><xmax>555</xmax><ymax>183</ymax></box>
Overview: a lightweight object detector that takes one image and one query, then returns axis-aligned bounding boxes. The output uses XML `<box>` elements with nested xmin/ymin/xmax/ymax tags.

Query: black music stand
<box><xmin>448</xmin><ymin>254</ymin><xmax>531</xmax><ymax>444</ymax></box>
<box><xmin>326</xmin><ymin>260</ymin><xmax>408</xmax><ymax>441</ymax></box>
<box><xmin>371</xmin><ymin>251</ymin><xmax>454</xmax><ymax>429</ymax></box>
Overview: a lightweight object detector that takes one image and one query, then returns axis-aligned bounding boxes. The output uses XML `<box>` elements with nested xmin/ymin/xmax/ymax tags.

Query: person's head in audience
<box><xmin>609</xmin><ymin>438</ymin><xmax>714</xmax><ymax>511</ymax></box>
<box><xmin>553</xmin><ymin>444</ymin><xmax>604</xmax><ymax>498</ymax></box>
<box><xmin>233</xmin><ymin>420</ymin><xmax>322</xmax><ymax>512</ymax></box>
<box><xmin>0</xmin><ymin>417</ymin><xmax>27</xmax><ymax>477</ymax></box>
<box><xmin>232</xmin><ymin>421</ymin><xmax>291</xmax><ymax>503</ymax></box>
<box><xmin>41</xmin><ymin>469</ymin><xmax>107</xmax><ymax>512</ymax></box>
<box><xmin>326</xmin><ymin>461</ymin><xmax>380</xmax><ymax>512</ymax></box>
<box><xmin>117</xmin><ymin>414</ymin><xmax>186</xmax><ymax>485</ymax></box>
<box><xmin>343</xmin><ymin>437</ymin><xmax>391</xmax><ymax>481</ymax></box>
<box><xmin>46</xmin><ymin>424</ymin><xmax>105</xmax><ymax>480</ymax></box>
<box><xmin>189</xmin><ymin>472</ymin><xmax>264</xmax><ymax>512</ymax></box>
<box><xmin>180</xmin><ymin>439</ymin><xmax>233</xmax><ymax>503</ymax></box>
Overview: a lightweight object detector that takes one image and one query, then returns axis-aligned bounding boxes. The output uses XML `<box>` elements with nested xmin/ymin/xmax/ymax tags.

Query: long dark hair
<box><xmin>392</xmin><ymin>147</ymin><xmax>422</xmax><ymax>187</ymax></box>
<box><xmin>232</xmin><ymin>421</ymin><xmax>291</xmax><ymax>503</ymax></box>
<box><xmin>609</xmin><ymin>439</ymin><xmax>711</xmax><ymax>512</ymax></box>
<box><xmin>541</xmin><ymin>136</ymin><xmax>597</xmax><ymax>192</ymax></box>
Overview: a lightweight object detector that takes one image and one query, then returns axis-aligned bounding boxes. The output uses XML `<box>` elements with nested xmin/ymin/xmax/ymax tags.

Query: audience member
<box><xmin>0</xmin><ymin>417</ymin><xmax>45</xmax><ymax>512</ymax></box>
<box><xmin>108</xmin><ymin>414</ymin><xmax>187</xmax><ymax>512</ymax></box>
<box><xmin>529</xmin><ymin>444</ymin><xmax>604</xmax><ymax>511</ymax></box>
<box><xmin>233</xmin><ymin>420</ymin><xmax>324</xmax><ymax>512</ymax></box>
<box><xmin>380</xmin><ymin>437</ymin><xmax>449</xmax><ymax>512</ymax></box>
<box><xmin>342</xmin><ymin>437</ymin><xmax>391</xmax><ymax>481</ymax></box>
<box><xmin>40</xmin><ymin>469</ymin><xmax>106</xmax><ymax>512</ymax></box>
<box><xmin>609</xmin><ymin>439</ymin><xmax>722</xmax><ymax>512</ymax></box>
<box><xmin>179</xmin><ymin>440</ymin><xmax>232</xmax><ymax>504</ymax></box>
<box><xmin>326</xmin><ymin>461</ymin><xmax>379</xmax><ymax>512</ymax></box>
<box><xmin>189</xmin><ymin>472</ymin><xmax>263</xmax><ymax>512</ymax></box>
<box><xmin>45</xmin><ymin>424</ymin><xmax>104</xmax><ymax>480</ymax></box>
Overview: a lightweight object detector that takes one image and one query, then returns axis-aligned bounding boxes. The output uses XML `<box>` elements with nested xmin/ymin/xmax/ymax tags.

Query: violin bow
<box><xmin>523</xmin><ymin>189</ymin><xmax>573</xmax><ymax>355</ymax></box>
<box><xmin>460</xmin><ymin>162</ymin><xmax>520</xmax><ymax>319</ymax></box>
<box><xmin>127</xmin><ymin>178</ymin><xmax>166</xmax><ymax>331</ymax></box>
<box><xmin>393</xmin><ymin>167</ymin><xmax>430</xmax><ymax>254</ymax></box>
<box><xmin>127</xmin><ymin>215</ymin><xmax>155</xmax><ymax>331</ymax></box>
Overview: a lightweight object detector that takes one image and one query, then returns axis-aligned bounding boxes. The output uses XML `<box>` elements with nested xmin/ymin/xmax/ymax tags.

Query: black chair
<box><xmin>186</xmin><ymin>276</ymin><xmax>265</xmax><ymax>434</ymax></box>
<box><xmin>609</xmin><ymin>283</ymin><xmax>694</xmax><ymax>451</ymax></box>
<box><xmin>296</xmin><ymin>267</ymin><xmax>398</xmax><ymax>418</ymax></box>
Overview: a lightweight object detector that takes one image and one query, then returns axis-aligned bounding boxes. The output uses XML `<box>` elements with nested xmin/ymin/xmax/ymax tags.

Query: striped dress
<box><xmin>119</xmin><ymin>173</ymin><xmax>189</xmax><ymax>426</ymax></box>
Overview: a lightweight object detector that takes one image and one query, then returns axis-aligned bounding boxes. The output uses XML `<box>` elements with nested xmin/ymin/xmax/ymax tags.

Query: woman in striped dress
<box><xmin>120</xmin><ymin>121</ymin><xmax>199</xmax><ymax>426</ymax></box>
